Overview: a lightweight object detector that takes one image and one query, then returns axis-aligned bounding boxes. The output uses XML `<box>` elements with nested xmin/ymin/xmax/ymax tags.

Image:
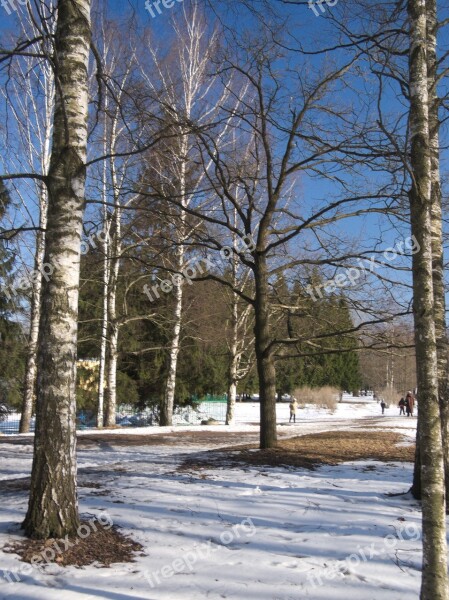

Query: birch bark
<box><xmin>23</xmin><ymin>0</ymin><xmax>91</xmax><ymax>539</ymax></box>
<box><xmin>407</xmin><ymin>1</ymin><xmax>448</xmax><ymax>596</ymax></box>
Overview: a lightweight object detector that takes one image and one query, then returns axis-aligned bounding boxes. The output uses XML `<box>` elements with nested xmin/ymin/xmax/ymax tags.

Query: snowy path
<box><xmin>0</xmin><ymin>402</ymin><xmax>431</xmax><ymax>600</ymax></box>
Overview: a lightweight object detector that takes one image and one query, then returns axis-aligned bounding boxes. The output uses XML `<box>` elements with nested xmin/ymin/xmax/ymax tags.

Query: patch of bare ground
<box><xmin>3</xmin><ymin>522</ymin><xmax>143</xmax><ymax>568</ymax></box>
<box><xmin>0</xmin><ymin>430</ymin><xmax>263</xmax><ymax>448</ymax></box>
<box><xmin>179</xmin><ymin>430</ymin><xmax>415</xmax><ymax>472</ymax></box>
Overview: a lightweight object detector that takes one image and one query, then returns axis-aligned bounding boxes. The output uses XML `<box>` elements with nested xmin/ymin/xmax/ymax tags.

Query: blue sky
<box><xmin>1</xmin><ymin>0</ymin><xmax>448</xmax><ymax>314</ymax></box>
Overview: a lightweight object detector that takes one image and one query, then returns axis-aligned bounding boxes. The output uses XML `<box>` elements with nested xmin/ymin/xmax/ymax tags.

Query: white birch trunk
<box><xmin>15</xmin><ymin>18</ymin><xmax>55</xmax><ymax>433</ymax></box>
<box><xmin>24</xmin><ymin>0</ymin><xmax>91</xmax><ymax>539</ymax></box>
<box><xmin>226</xmin><ymin>301</ymin><xmax>239</xmax><ymax>426</ymax></box>
<box><xmin>161</xmin><ymin>245</ymin><xmax>184</xmax><ymax>426</ymax></box>
<box><xmin>97</xmin><ymin>102</ymin><xmax>110</xmax><ymax>429</ymax></box>
<box><xmin>20</xmin><ymin>188</ymin><xmax>48</xmax><ymax>433</ymax></box>
<box><xmin>97</xmin><ymin>220</ymin><xmax>109</xmax><ymax>427</ymax></box>
<box><xmin>160</xmin><ymin>134</ymin><xmax>188</xmax><ymax>426</ymax></box>
<box><xmin>407</xmin><ymin>1</ymin><xmax>448</xmax><ymax>596</ymax></box>
<box><xmin>104</xmin><ymin>128</ymin><xmax>121</xmax><ymax>427</ymax></box>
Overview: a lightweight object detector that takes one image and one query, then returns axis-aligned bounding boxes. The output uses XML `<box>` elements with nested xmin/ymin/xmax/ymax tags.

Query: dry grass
<box><xmin>180</xmin><ymin>430</ymin><xmax>415</xmax><ymax>472</ymax></box>
<box><xmin>293</xmin><ymin>386</ymin><xmax>339</xmax><ymax>412</ymax></box>
<box><xmin>377</xmin><ymin>387</ymin><xmax>400</xmax><ymax>406</ymax></box>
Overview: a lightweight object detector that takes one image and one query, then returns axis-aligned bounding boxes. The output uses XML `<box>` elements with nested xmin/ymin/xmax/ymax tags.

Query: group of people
<box><xmin>398</xmin><ymin>391</ymin><xmax>415</xmax><ymax>417</ymax></box>
<box><xmin>380</xmin><ymin>390</ymin><xmax>416</xmax><ymax>416</ymax></box>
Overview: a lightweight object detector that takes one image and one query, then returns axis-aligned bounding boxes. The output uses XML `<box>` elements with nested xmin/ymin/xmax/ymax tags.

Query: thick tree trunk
<box><xmin>23</xmin><ymin>0</ymin><xmax>91</xmax><ymax>539</ymax></box>
<box><xmin>411</xmin><ymin>0</ymin><xmax>449</xmax><ymax>508</ymax></box>
<box><xmin>412</xmin><ymin>416</ymin><xmax>422</xmax><ymax>499</ymax></box>
<box><xmin>407</xmin><ymin>1</ymin><xmax>448</xmax><ymax>597</ymax></box>
<box><xmin>427</xmin><ymin>0</ymin><xmax>449</xmax><ymax>502</ymax></box>
<box><xmin>254</xmin><ymin>256</ymin><xmax>277</xmax><ymax>449</ymax></box>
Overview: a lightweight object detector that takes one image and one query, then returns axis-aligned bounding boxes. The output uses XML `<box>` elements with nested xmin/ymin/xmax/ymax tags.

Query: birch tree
<box><xmin>418</xmin><ymin>0</ymin><xmax>449</xmax><ymax>502</ymax></box>
<box><xmin>407</xmin><ymin>0</ymin><xmax>448</xmax><ymax>597</ymax></box>
<box><xmin>20</xmin><ymin>0</ymin><xmax>91</xmax><ymax>538</ymax></box>
<box><xmin>102</xmin><ymin>66</ymin><xmax>134</xmax><ymax>428</ymax></box>
<box><xmin>139</xmin><ymin>4</ymin><xmax>234</xmax><ymax>425</ymax></box>
<box><xmin>225</xmin><ymin>290</ymin><xmax>254</xmax><ymax>425</ymax></box>
<box><xmin>0</xmin><ymin>4</ymin><xmax>56</xmax><ymax>433</ymax></box>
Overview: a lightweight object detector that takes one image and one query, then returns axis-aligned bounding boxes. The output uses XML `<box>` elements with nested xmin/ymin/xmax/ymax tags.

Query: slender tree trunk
<box><xmin>19</xmin><ymin>69</ymin><xmax>53</xmax><ymax>434</ymax></box>
<box><xmin>103</xmin><ymin>128</ymin><xmax>121</xmax><ymax>427</ymax></box>
<box><xmin>226</xmin><ymin>296</ymin><xmax>239</xmax><ymax>426</ymax></box>
<box><xmin>407</xmin><ymin>1</ymin><xmax>448</xmax><ymax>597</ymax></box>
<box><xmin>23</xmin><ymin>0</ymin><xmax>91</xmax><ymax>539</ymax></box>
<box><xmin>97</xmin><ymin>114</ymin><xmax>110</xmax><ymax>429</ymax></box>
<box><xmin>160</xmin><ymin>266</ymin><xmax>183</xmax><ymax>426</ymax></box>
<box><xmin>104</xmin><ymin>216</ymin><xmax>119</xmax><ymax>427</ymax></box>
<box><xmin>160</xmin><ymin>133</ymin><xmax>188</xmax><ymax>426</ymax></box>
<box><xmin>97</xmin><ymin>229</ymin><xmax>109</xmax><ymax>428</ymax></box>
<box><xmin>254</xmin><ymin>256</ymin><xmax>277</xmax><ymax>449</ymax></box>
<box><xmin>104</xmin><ymin>319</ymin><xmax>118</xmax><ymax>427</ymax></box>
<box><xmin>19</xmin><ymin>196</ymin><xmax>47</xmax><ymax>433</ymax></box>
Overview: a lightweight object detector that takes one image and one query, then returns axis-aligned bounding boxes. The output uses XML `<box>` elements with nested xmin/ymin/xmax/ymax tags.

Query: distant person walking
<box><xmin>289</xmin><ymin>398</ymin><xmax>298</xmax><ymax>423</ymax></box>
<box><xmin>380</xmin><ymin>400</ymin><xmax>386</xmax><ymax>415</ymax></box>
<box><xmin>398</xmin><ymin>397</ymin><xmax>406</xmax><ymax>416</ymax></box>
<box><xmin>405</xmin><ymin>391</ymin><xmax>415</xmax><ymax>417</ymax></box>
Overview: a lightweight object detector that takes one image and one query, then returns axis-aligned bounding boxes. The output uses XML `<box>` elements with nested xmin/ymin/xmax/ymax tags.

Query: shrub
<box><xmin>293</xmin><ymin>386</ymin><xmax>339</xmax><ymax>413</ymax></box>
<box><xmin>377</xmin><ymin>387</ymin><xmax>398</xmax><ymax>407</ymax></box>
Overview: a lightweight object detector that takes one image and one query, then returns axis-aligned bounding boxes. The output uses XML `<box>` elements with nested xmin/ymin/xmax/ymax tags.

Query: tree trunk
<box><xmin>254</xmin><ymin>256</ymin><xmax>277</xmax><ymax>449</ymax></box>
<box><xmin>103</xmin><ymin>137</ymin><xmax>121</xmax><ymax>427</ymax></box>
<box><xmin>19</xmin><ymin>64</ymin><xmax>53</xmax><ymax>434</ymax></box>
<box><xmin>411</xmin><ymin>0</ymin><xmax>449</xmax><ymax>508</ymax></box>
<box><xmin>407</xmin><ymin>1</ymin><xmax>448</xmax><ymax>597</ymax></box>
<box><xmin>412</xmin><ymin>416</ymin><xmax>422</xmax><ymax>499</ymax></box>
<box><xmin>104</xmin><ymin>322</ymin><xmax>118</xmax><ymax>427</ymax></box>
<box><xmin>19</xmin><ymin>201</ymin><xmax>47</xmax><ymax>433</ymax></box>
<box><xmin>160</xmin><ymin>131</ymin><xmax>189</xmax><ymax>426</ymax></box>
<box><xmin>427</xmin><ymin>0</ymin><xmax>449</xmax><ymax>502</ymax></box>
<box><xmin>23</xmin><ymin>0</ymin><xmax>91</xmax><ymax>539</ymax></box>
<box><xmin>160</xmin><ymin>279</ymin><xmax>183</xmax><ymax>426</ymax></box>
<box><xmin>97</xmin><ymin>231</ymin><xmax>108</xmax><ymax>428</ymax></box>
<box><xmin>97</xmin><ymin>106</ymin><xmax>111</xmax><ymax>429</ymax></box>
<box><xmin>226</xmin><ymin>297</ymin><xmax>239</xmax><ymax>426</ymax></box>
<box><xmin>103</xmin><ymin>225</ymin><xmax>119</xmax><ymax>428</ymax></box>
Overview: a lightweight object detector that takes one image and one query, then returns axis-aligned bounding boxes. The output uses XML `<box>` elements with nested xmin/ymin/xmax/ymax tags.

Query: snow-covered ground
<box><xmin>0</xmin><ymin>401</ymin><xmax>434</xmax><ymax>599</ymax></box>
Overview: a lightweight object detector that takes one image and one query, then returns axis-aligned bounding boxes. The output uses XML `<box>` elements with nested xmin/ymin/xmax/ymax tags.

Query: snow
<box><xmin>0</xmin><ymin>401</ymin><xmax>436</xmax><ymax>599</ymax></box>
